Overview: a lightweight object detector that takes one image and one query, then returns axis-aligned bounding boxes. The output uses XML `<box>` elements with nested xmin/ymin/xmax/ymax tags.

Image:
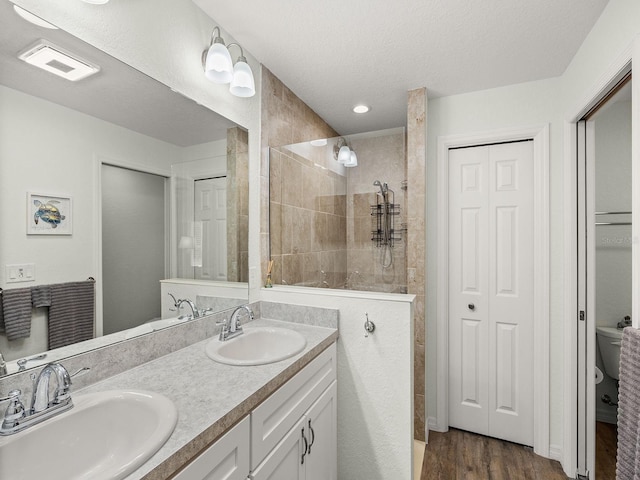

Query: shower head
<box><xmin>373</xmin><ymin>180</ymin><xmax>387</xmax><ymax>196</ymax></box>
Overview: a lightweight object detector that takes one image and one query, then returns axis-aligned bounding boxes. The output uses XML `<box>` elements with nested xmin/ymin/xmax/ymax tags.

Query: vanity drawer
<box><xmin>250</xmin><ymin>343</ymin><xmax>336</xmax><ymax>469</ymax></box>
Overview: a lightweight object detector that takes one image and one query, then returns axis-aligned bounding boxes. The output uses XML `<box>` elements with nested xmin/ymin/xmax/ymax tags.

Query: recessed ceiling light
<box><xmin>310</xmin><ymin>139</ymin><xmax>328</xmax><ymax>147</ymax></box>
<box><xmin>13</xmin><ymin>6</ymin><xmax>58</xmax><ymax>29</ymax></box>
<box><xmin>352</xmin><ymin>105</ymin><xmax>370</xmax><ymax>114</ymax></box>
<box><xmin>18</xmin><ymin>40</ymin><xmax>101</xmax><ymax>82</ymax></box>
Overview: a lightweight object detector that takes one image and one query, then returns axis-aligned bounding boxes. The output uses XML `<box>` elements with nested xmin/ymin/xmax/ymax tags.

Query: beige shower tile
<box><xmin>282</xmin><ymin>254</ymin><xmax>303</xmax><ymax>286</ymax></box>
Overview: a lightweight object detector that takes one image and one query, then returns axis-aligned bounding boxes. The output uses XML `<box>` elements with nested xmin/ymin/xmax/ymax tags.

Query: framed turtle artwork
<box><xmin>27</xmin><ymin>192</ymin><xmax>72</xmax><ymax>235</ymax></box>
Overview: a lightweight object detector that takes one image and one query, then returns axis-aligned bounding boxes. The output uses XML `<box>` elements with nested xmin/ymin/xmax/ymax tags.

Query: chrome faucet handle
<box><xmin>17</xmin><ymin>353</ymin><xmax>47</xmax><ymax>371</ymax></box>
<box><xmin>0</xmin><ymin>390</ymin><xmax>26</xmax><ymax>428</ymax></box>
<box><xmin>217</xmin><ymin>318</ymin><xmax>229</xmax><ymax>340</ymax></box>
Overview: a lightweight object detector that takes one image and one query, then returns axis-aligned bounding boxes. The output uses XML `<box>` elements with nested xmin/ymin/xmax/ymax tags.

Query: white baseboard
<box><xmin>549</xmin><ymin>444</ymin><xmax>563</xmax><ymax>462</ymax></box>
<box><xmin>428</xmin><ymin>416</ymin><xmax>446</xmax><ymax>433</ymax></box>
<box><xmin>596</xmin><ymin>406</ymin><xmax>618</xmax><ymax>425</ymax></box>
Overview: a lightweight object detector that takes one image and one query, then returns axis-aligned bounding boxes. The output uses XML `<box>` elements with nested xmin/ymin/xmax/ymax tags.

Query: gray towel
<box><xmin>0</xmin><ymin>288</ymin><xmax>33</xmax><ymax>340</ymax></box>
<box><xmin>31</xmin><ymin>284</ymin><xmax>52</xmax><ymax>308</ymax></box>
<box><xmin>48</xmin><ymin>281</ymin><xmax>95</xmax><ymax>350</ymax></box>
<box><xmin>617</xmin><ymin>326</ymin><xmax>640</xmax><ymax>479</ymax></box>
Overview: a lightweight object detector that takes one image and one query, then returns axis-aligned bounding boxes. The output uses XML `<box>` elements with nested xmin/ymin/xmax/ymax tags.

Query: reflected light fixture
<box><xmin>13</xmin><ymin>6</ymin><xmax>58</xmax><ymax>29</ymax></box>
<box><xmin>310</xmin><ymin>138</ymin><xmax>328</xmax><ymax>147</ymax></box>
<box><xmin>352</xmin><ymin>104</ymin><xmax>370</xmax><ymax>114</ymax></box>
<box><xmin>203</xmin><ymin>26</ymin><xmax>255</xmax><ymax>98</ymax></box>
<box><xmin>333</xmin><ymin>138</ymin><xmax>358</xmax><ymax>168</ymax></box>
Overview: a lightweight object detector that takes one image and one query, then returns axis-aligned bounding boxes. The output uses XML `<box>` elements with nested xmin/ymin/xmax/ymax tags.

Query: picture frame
<box><xmin>27</xmin><ymin>192</ymin><xmax>73</xmax><ymax>235</ymax></box>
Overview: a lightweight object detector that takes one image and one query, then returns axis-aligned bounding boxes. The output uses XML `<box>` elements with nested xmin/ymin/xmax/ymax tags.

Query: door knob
<box><xmin>468</xmin><ymin>303</ymin><xmax>475</xmax><ymax>311</ymax></box>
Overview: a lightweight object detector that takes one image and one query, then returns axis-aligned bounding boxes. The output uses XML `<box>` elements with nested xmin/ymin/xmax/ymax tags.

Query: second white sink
<box><xmin>206</xmin><ymin>326</ymin><xmax>307</xmax><ymax>366</ymax></box>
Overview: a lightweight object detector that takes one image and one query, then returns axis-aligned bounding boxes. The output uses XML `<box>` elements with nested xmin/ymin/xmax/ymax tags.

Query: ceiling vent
<box><xmin>18</xmin><ymin>40</ymin><xmax>100</xmax><ymax>81</ymax></box>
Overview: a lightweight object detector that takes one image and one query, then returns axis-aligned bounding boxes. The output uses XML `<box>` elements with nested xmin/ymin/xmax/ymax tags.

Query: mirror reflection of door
<box><xmin>194</xmin><ymin>177</ymin><xmax>227</xmax><ymax>281</ymax></box>
<box><xmin>102</xmin><ymin>164</ymin><xmax>168</xmax><ymax>334</ymax></box>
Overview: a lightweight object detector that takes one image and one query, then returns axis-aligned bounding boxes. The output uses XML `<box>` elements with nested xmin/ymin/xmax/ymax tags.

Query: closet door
<box><xmin>448</xmin><ymin>141</ymin><xmax>534</xmax><ymax>446</ymax></box>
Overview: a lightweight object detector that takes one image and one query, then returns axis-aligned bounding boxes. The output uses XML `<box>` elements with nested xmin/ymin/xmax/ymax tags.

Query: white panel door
<box><xmin>195</xmin><ymin>177</ymin><xmax>227</xmax><ymax>281</ymax></box>
<box><xmin>448</xmin><ymin>141</ymin><xmax>534</xmax><ymax>446</ymax></box>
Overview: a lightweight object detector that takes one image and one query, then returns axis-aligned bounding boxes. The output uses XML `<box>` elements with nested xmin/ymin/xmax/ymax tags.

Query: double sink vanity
<box><xmin>0</xmin><ymin>303</ymin><xmax>339</xmax><ymax>480</ymax></box>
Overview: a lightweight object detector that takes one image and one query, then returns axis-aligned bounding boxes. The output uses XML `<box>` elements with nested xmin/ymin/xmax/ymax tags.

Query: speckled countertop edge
<box><xmin>76</xmin><ymin>318</ymin><xmax>338</xmax><ymax>480</ymax></box>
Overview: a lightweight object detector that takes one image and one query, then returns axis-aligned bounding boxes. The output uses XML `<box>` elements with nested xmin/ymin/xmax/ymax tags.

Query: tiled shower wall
<box><xmin>407</xmin><ymin>88</ymin><xmax>427</xmax><ymax>441</ymax></box>
<box><xmin>270</xmin><ymin>147</ymin><xmax>347</xmax><ymax>288</ymax></box>
<box><xmin>227</xmin><ymin>127</ymin><xmax>249</xmax><ymax>282</ymax></box>
<box><xmin>260</xmin><ymin>67</ymin><xmax>338</xmax><ymax>286</ymax></box>
<box><xmin>346</xmin><ymin>130</ymin><xmax>407</xmax><ymax>293</ymax></box>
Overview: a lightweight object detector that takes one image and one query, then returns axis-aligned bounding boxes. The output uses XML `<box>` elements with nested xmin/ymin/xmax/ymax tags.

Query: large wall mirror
<box><xmin>0</xmin><ymin>1</ymin><xmax>249</xmax><ymax>373</ymax></box>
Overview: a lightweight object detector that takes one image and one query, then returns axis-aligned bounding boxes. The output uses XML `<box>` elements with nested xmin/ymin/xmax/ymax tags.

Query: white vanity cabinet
<box><xmin>250</xmin><ymin>381</ymin><xmax>337</xmax><ymax>480</ymax></box>
<box><xmin>249</xmin><ymin>344</ymin><xmax>337</xmax><ymax>480</ymax></box>
<box><xmin>173</xmin><ymin>416</ymin><xmax>250</xmax><ymax>480</ymax></box>
<box><xmin>172</xmin><ymin>343</ymin><xmax>336</xmax><ymax>480</ymax></box>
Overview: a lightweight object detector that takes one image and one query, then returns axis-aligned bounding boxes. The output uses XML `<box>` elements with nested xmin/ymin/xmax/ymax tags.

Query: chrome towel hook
<box><xmin>364</xmin><ymin>313</ymin><xmax>375</xmax><ymax>338</ymax></box>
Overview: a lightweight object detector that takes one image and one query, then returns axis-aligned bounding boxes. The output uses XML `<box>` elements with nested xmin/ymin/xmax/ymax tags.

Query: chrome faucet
<box><xmin>218</xmin><ymin>305</ymin><xmax>254</xmax><ymax>341</ymax></box>
<box><xmin>0</xmin><ymin>362</ymin><xmax>87</xmax><ymax>436</ymax></box>
<box><xmin>168</xmin><ymin>293</ymin><xmax>211</xmax><ymax>320</ymax></box>
<box><xmin>31</xmin><ymin>363</ymin><xmax>72</xmax><ymax>413</ymax></box>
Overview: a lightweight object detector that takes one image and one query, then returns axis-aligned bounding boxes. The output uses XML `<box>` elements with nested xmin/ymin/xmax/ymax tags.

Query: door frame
<box><xmin>435</xmin><ymin>124</ymin><xmax>550</xmax><ymax>456</ymax></box>
<box><xmin>562</xmin><ymin>39</ymin><xmax>636</xmax><ymax>478</ymax></box>
<box><xmin>93</xmin><ymin>154</ymin><xmax>171</xmax><ymax>336</ymax></box>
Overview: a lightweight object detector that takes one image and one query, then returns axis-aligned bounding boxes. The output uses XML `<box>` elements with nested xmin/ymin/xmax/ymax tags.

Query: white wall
<box><xmin>0</xmin><ymin>84</ymin><xmax>180</xmax><ymax>360</ymax></box>
<box><xmin>262</xmin><ymin>287</ymin><xmax>414</xmax><ymax>480</ymax></box>
<box><xmin>426</xmin><ymin>0</ymin><xmax>640</xmax><ymax>460</ymax></box>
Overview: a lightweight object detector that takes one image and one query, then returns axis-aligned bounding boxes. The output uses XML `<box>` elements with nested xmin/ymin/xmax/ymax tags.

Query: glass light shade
<box><xmin>229</xmin><ymin>60</ymin><xmax>256</xmax><ymax>97</ymax></box>
<box><xmin>204</xmin><ymin>43</ymin><xmax>233</xmax><ymax>84</ymax></box>
<box><xmin>337</xmin><ymin>146</ymin><xmax>351</xmax><ymax>164</ymax></box>
<box><xmin>344</xmin><ymin>151</ymin><xmax>358</xmax><ymax>167</ymax></box>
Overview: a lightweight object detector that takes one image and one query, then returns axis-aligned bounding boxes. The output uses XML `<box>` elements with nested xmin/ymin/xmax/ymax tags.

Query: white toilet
<box><xmin>596</xmin><ymin>326</ymin><xmax>624</xmax><ymax>380</ymax></box>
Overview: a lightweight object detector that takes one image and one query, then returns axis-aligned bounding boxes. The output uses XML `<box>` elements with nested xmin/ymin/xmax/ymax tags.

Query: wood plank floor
<box><xmin>595</xmin><ymin>421</ymin><xmax>617</xmax><ymax>480</ymax></box>
<box><xmin>420</xmin><ymin>428</ymin><xmax>569</xmax><ymax>480</ymax></box>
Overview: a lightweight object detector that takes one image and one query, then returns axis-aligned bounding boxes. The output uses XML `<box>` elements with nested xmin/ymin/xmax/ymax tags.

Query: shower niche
<box><xmin>269</xmin><ymin>127</ymin><xmax>407</xmax><ymax>293</ymax></box>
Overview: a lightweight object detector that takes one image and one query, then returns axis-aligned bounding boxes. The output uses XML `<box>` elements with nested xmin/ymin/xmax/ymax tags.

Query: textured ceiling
<box><xmin>193</xmin><ymin>0</ymin><xmax>610</xmax><ymax>135</ymax></box>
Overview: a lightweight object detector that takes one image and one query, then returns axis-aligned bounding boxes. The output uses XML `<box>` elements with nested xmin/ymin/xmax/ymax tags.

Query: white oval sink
<box><xmin>0</xmin><ymin>389</ymin><xmax>177</xmax><ymax>480</ymax></box>
<box><xmin>206</xmin><ymin>326</ymin><xmax>307</xmax><ymax>366</ymax></box>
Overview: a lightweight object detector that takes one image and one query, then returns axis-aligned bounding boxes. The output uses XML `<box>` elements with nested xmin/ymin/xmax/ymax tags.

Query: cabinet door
<box><xmin>251</xmin><ymin>344</ymin><xmax>336</xmax><ymax>469</ymax></box>
<box><xmin>173</xmin><ymin>416</ymin><xmax>250</xmax><ymax>480</ymax></box>
<box><xmin>305</xmin><ymin>381</ymin><xmax>337</xmax><ymax>480</ymax></box>
<box><xmin>250</xmin><ymin>416</ymin><xmax>306</xmax><ymax>480</ymax></box>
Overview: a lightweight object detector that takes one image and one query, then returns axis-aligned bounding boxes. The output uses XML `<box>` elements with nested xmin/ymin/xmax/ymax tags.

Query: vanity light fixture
<box><xmin>13</xmin><ymin>6</ymin><xmax>58</xmax><ymax>29</ymax></box>
<box><xmin>333</xmin><ymin>138</ymin><xmax>358</xmax><ymax>168</ymax></box>
<box><xmin>352</xmin><ymin>104</ymin><xmax>370</xmax><ymax>114</ymax></box>
<box><xmin>18</xmin><ymin>40</ymin><xmax>100</xmax><ymax>82</ymax></box>
<box><xmin>203</xmin><ymin>27</ymin><xmax>255</xmax><ymax>98</ymax></box>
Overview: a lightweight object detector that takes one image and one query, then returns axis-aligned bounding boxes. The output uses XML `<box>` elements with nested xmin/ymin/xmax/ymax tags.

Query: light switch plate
<box><xmin>6</xmin><ymin>263</ymin><xmax>36</xmax><ymax>283</ymax></box>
